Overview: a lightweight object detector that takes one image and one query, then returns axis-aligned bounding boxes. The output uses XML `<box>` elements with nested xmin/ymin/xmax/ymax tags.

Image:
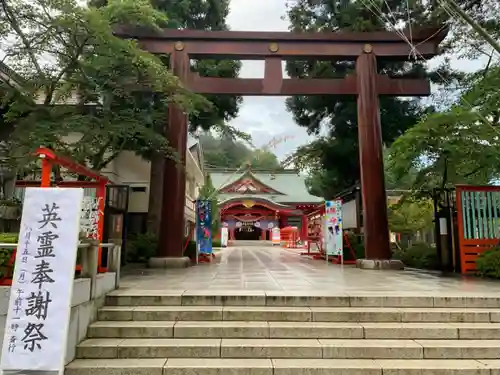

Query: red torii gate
<box><xmin>114</xmin><ymin>26</ymin><xmax>447</xmax><ymax>266</ymax></box>
<box><xmin>16</xmin><ymin>147</ymin><xmax>109</xmax><ymax>272</ymax></box>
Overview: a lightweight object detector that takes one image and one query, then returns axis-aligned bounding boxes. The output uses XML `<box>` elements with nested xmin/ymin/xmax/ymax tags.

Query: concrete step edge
<box><xmin>65</xmin><ymin>358</ymin><xmax>500</xmax><ymax>374</ymax></box>
<box><xmin>88</xmin><ymin>321</ymin><xmax>500</xmax><ymax>327</ymax></box>
<box><xmin>97</xmin><ymin>306</ymin><xmax>500</xmax><ymax>323</ymax></box>
<box><xmin>104</xmin><ymin>291</ymin><xmax>500</xmax><ymax>308</ymax></box>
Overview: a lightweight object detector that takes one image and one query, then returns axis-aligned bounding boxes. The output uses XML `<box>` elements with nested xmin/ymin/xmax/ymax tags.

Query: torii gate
<box><xmin>115</xmin><ymin>27</ymin><xmax>447</xmax><ymax>268</ymax></box>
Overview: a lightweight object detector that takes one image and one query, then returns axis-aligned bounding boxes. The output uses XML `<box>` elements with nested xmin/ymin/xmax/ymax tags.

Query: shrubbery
<box><xmin>476</xmin><ymin>247</ymin><xmax>500</xmax><ymax>279</ymax></box>
<box><xmin>392</xmin><ymin>242</ymin><xmax>440</xmax><ymax>270</ymax></box>
<box><xmin>126</xmin><ymin>232</ymin><xmax>158</xmax><ymax>263</ymax></box>
<box><xmin>0</xmin><ymin>233</ymin><xmax>18</xmax><ymax>280</ymax></box>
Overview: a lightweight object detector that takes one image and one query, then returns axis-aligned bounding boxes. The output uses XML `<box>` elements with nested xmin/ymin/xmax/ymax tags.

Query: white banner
<box><xmin>325</xmin><ymin>200</ymin><xmax>343</xmax><ymax>256</ymax></box>
<box><xmin>1</xmin><ymin>188</ymin><xmax>84</xmax><ymax>372</ymax></box>
<box><xmin>221</xmin><ymin>227</ymin><xmax>228</xmax><ymax>247</ymax></box>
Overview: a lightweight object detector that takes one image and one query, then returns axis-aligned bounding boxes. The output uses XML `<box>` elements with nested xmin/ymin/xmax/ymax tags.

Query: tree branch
<box><xmin>0</xmin><ymin>0</ymin><xmax>44</xmax><ymax>77</ymax></box>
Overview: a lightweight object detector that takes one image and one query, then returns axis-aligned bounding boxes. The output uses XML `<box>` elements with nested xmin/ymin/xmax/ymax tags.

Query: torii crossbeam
<box><xmin>115</xmin><ymin>26</ymin><xmax>447</xmax><ymax>267</ymax></box>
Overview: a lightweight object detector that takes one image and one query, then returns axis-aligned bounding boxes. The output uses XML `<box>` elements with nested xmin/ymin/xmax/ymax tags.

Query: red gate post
<box><xmin>17</xmin><ymin>148</ymin><xmax>110</xmax><ymax>273</ymax></box>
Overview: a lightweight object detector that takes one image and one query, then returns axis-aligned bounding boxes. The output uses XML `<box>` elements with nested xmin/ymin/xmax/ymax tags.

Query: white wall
<box><xmin>104</xmin><ymin>150</ymin><xmax>204</xmax><ymax>219</ymax></box>
<box><xmin>342</xmin><ymin>199</ymin><xmax>358</xmax><ymax>229</ymax></box>
<box><xmin>0</xmin><ymin>272</ymin><xmax>117</xmax><ymax>365</ymax></box>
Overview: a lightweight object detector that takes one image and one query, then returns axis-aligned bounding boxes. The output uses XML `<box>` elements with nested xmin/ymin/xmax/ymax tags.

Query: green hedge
<box><xmin>476</xmin><ymin>247</ymin><xmax>500</xmax><ymax>278</ymax></box>
<box><xmin>392</xmin><ymin>242</ymin><xmax>440</xmax><ymax>270</ymax></box>
<box><xmin>0</xmin><ymin>233</ymin><xmax>18</xmax><ymax>279</ymax></box>
<box><xmin>127</xmin><ymin>232</ymin><xmax>157</xmax><ymax>263</ymax></box>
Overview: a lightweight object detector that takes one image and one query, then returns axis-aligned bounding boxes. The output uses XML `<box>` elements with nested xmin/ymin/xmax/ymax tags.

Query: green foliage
<box><xmin>201</xmin><ymin>133</ymin><xmax>281</xmax><ymax>170</ymax></box>
<box><xmin>388</xmin><ymin>199</ymin><xmax>434</xmax><ymax>234</ymax></box>
<box><xmin>0</xmin><ymin>233</ymin><xmax>17</xmax><ymax>279</ymax></box>
<box><xmin>345</xmin><ymin>231</ymin><xmax>365</xmax><ymax>259</ymax></box>
<box><xmin>284</xmin><ymin>0</ymin><xmax>442</xmax><ymax>198</ymax></box>
<box><xmin>392</xmin><ymin>242</ymin><xmax>440</xmax><ymax>270</ymax></box>
<box><xmin>0</xmin><ymin>233</ymin><xmax>18</xmax><ymax>243</ymax></box>
<box><xmin>388</xmin><ymin>65</ymin><xmax>500</xmax><ymax>192</ymax></box>
<box><xmin>476</xmin><ymin>247</ymin><xmax>500</xmax><ymax>279</ymax></box>
<box><xmin>0</xmin><ymin>0</ymin><xmax>209</xmax><ymax>171</ymax></box>
<box><xmin>127</xmin><ymin>232</ymin><xmax>158</xmax><ymax>263</ymax></box>
<box><xmin>91</xmin><ymin>0</ymin><xmax>242</xmax><ymax>133</ymax></box>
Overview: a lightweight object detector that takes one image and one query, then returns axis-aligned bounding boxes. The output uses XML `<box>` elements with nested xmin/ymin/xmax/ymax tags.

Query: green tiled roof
<box><xmin>209</xmin><ymin>168</ymin><xmax>323</xmax><ymax>205</ymax></box>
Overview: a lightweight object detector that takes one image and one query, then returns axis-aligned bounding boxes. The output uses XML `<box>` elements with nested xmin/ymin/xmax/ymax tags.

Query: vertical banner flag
<box><xmin>271</xmin><ymin>227</ymin><xmax>281</xmax><ymax>246</ymax></box>
<box><xmin>220</xmin><ymin>227</ymin><xmax>228</xmax><ymax>247</ymax></box>
<box><xmin>196</xmin><ymin>200</ymin><xmax>213</xmax><ymax>255</ymax></box>
<box><xmin>325</xmin><ymin>200</ymin><xmax>343</xmax><ymax>256</ymax></box>
<box><xmin>1</xmin><ymin>188</ymin><xmax>84</xmax><ymax>373</ymax></box>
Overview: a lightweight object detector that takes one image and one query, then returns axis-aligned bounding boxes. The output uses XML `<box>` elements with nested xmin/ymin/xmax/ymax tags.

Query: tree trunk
<box><xmin>146</xmin><ymin>152</ymin><xmax>164</xmax><ymax>237</ymax></box>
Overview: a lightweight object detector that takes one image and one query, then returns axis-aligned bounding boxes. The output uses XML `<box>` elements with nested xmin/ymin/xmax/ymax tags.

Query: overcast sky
<box><xmin>225</xmin><ymin>0</ymin><xmax>491</xmax><ymax>161</ymax></box>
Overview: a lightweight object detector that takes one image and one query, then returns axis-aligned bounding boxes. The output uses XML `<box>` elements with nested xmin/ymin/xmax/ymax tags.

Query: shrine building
<box><xmin>210</xmin><ymin>167</ymin><xmax>323</xmax><ymax>241</ymax></box>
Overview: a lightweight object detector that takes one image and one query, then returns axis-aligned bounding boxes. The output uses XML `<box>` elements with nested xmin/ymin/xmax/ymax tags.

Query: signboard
<box><xmin>196</xmin><ymin>200</ymin><xmax>212</xmax><ymax>255</ymax></box>
<box><xmin>220</xmin><ymin>227</ymin><xmax>228</xmax><ymax>247</ymax></box>
<box><xmin>1</xmin><ymin>188</ymin><xmax>84</xmax><ymax>372</ymax></box>
<box><xmin>325</xmin><ymin>200</ymin><xmax>343</xmax><ymax>256</ymax></box>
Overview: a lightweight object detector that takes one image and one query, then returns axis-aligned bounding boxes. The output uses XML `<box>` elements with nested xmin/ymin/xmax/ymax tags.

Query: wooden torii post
<box><xmin>115</xmin><ymin>27</ymin><xmax>447</xmax><ymax>267</ymax></box>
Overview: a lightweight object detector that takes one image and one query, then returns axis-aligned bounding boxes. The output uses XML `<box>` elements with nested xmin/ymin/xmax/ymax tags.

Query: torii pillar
<box><xmin>355</xmin><ymin>44</ymin><xmax>401</xmax><ymax>270</ymax></box>
<box><xmin>148</xmin><ymin>48</ymin><xmax>192</xmax><ymax>268</ymax></box>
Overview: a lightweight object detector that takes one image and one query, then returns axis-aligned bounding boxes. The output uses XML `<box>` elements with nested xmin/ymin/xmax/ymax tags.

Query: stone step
<box><xmin>65</xmin><ymin>358</ymin><xmax>500</xmax><ymax>375</ymax></box>
<box><xmin>76</xmin><ymin>338</ymin><xmax>500</xmax><ymax>359</ymax></box>
<box><xmin>86</xmin><ymin>321</ymin><xmax>500</xmax><ymax>339</ymax></box>
<box><xmin>98</xmin><ymin>305</ymin><xmax>500</xmax><ymax>323</ymax></box>
<box><xmin>105</xmin><ymin>290</ymin><xmax>500</xmax><ymax>308</ymax></box>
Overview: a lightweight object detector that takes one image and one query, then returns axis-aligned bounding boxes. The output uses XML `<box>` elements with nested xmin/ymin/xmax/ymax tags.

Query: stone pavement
<box><xmin>120</xmin><ymin>245</ymin><xmax>500</xmax><ymax>294</ymax></box>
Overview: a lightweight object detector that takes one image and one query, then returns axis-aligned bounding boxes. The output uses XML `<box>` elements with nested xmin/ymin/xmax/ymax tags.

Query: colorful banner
<box><xmin>325</xmin><ymin>200</ymin><xmax>343</xmax><ymax>256</ymax></box>
<box><xmin>196</xmin><ymin>200</ymin><xmax>212</xmax><ymax>255</ymax></box>
<box><xmin>220</xmin><ymin>227</ymin><xmax>228</xmax><ymax>247</ymax></box>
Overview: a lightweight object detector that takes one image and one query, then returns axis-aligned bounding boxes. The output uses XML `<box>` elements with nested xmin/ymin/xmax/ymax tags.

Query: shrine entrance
<box><xmin>115</xmin><ymin>26</ymin><xmax>446</xmax><ymax>264</ymax></box>
<box><xmin>235</xmin><ymin>226</ymin><xmax>262</xmax><ymax>241</ymax></box>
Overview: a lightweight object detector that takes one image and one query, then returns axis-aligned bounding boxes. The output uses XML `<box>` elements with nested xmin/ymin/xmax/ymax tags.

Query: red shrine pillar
<box><xmin>230</xmin><ymin>228</ymin><xmax>235</xmax><ymax>240</ymax></box>
<box><xmin>279</xmin><ymin>214</ymin><xmax>287</xmax><ymax>229</ymax></box>
<box><xmin>153</xmin><ymin>49</ymin><xmax>190</xmax><ymax>267</ymax></box>
<box><xmin>356</xmin><ymin>45</ymin><xmax>395</xmax><ymax>266</ymax></box>
<box><xmin>261</xmin><ymin>229</ymin><xmax>266</xmax><ymax>241</ymax></box>
<box><xmin>301</xmin><ymin>214</ymin><xmax>308</xmax><ymax>242</ymax></box>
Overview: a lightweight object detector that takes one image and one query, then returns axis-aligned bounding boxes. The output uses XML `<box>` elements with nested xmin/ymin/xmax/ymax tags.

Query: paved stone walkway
<box><xmin>120</xmin><ymin>245</ymin><xmax>500</xmax><ymax>293</ymax></box>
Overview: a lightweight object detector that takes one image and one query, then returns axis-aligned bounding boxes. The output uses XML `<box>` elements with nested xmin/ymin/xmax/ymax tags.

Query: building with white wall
<box><xmin>100</xmin><ymin>136</ymin><xmax>205</xmax><ymax>238</ymax></box>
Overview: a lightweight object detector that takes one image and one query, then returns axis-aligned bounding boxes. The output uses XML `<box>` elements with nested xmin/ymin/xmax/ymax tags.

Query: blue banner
<box><xmin>196</xmin><ymin>200</ymin><xmax>212</xmax><ymax>254</ymax></box>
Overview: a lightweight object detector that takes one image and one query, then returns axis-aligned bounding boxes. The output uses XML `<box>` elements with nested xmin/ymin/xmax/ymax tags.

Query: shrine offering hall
<box><xmin>211</xmin><ymin>167</ymin><xmax>323</xmax><ymax>241</ymax></box>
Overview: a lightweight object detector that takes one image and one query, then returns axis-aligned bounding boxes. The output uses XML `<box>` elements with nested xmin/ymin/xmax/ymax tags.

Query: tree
<box><xmin>388</xmin><ymin>198</ymin><xmax>434</xmax><ymax>235</ymax></box>
<box><xmin>0</xmin><ymin>0</ymin><xmax>207</xmax><ymax>175</ymax></box>
<box><xmin>387</xmin><ymin>64</ymin><xmax>500</xmax><ymax>192</ymax></box>
<box><xmin>117</xmin><ymin>0</ymin><xmax>244</xmax><ymax>236</ymax></box>
<box><xmin>284</xmin><ymin>0</ymin><xmax>455</xmax><ymax>198</ymax></box>
<box><xmin>201</xmin><ymin>133</ymin><xmax>282</xmax><ymax>170</ymax></box>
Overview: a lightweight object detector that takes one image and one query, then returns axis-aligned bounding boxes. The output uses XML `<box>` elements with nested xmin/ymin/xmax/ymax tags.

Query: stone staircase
<box><xmin>66</xmin><ymin>291</ymin><xmax>500</xmax><ymax>374</ymax></box>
